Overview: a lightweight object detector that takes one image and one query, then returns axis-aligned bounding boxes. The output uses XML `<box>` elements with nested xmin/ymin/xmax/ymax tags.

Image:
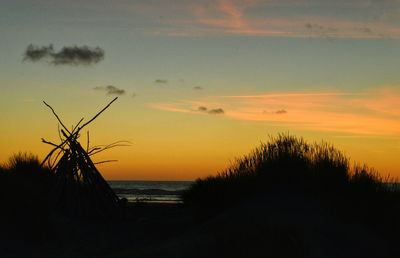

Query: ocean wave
<box><xmin>108</xmin><ymin>180</ymin><xmax>191</xmax><ymax>203</ymax></box>
<box><xmin>112</xmin><ymin>188</ymin><xmax>185</xmax><ymax>196</ymax></box>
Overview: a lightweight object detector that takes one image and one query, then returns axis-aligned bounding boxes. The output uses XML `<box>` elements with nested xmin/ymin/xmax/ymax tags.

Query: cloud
<box><xmin>155</xmin><ymin>79</ymin><xmax>168</xmax><ymax>84</ymax></box>
<box><xmin>151</xmin><ymin>88</ymin><xmax>400</xmax><ymax>136</ymax></box>
<box><xmin>193</xmin><ymin>86</ymin><xmax>204</xmax><ymax>90</ymax></box>
<box><xmin>51</xmin><ymin>46</ymin><xmax>104</xmax><ymax>65</ymax></box>
<box><xmin>263</xmin><ymin>109</ymin><xmax>288</xmax><ymax>115</ymax></box>
<box><xmin>23</xmin><ymin>44</ymin><xmax>104</xmax><ymax>65</ymax></box>
<box><xmin>130</xmin><ymin>0</ymin><xmax>400</xmax><ymax>39</ymax></box>
<box><xmin>305</xmin><ymin>23</ymin><xmax>339</xmax><ymax>38</ymax></box>
<box><xmin>94</xmin><ymin>85</ymin><xmax>126</xmax><ymax>96</ymax></box>
<box><xmin>198</xmin><ymin>106</ymin><xmax>225</xmax><ymax>115</ymax></box>
<box><xmin>23</xmin><ymin>45</ymin><xmax>54</xmax><ymax>62</ymax></box>
<box><xmin>208</xmin><ymin>108</ymin><xmax>225</xmax><ymax>115</ymax></box>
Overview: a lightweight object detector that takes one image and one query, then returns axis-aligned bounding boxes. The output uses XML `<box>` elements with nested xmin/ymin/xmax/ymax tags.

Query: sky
<box><xmin>1</xmin><ymin>0</ymin><xmax>400</xmax><ymax>180</ymax></box>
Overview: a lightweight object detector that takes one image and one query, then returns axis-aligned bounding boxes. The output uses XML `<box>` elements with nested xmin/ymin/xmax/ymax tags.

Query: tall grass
<box><xmin>183</xmin><ymin>133</ymin><xmax>390</xmax><ymax>208</ymax></box>
<box><xmin>0</xmin><ymin>152</ymin><xmax>54</xmax><ymax>238</ymax></box>
<box><xmin>1</xmin><ymin>152</ymin><xmax>53</xmax><ymax>189</ymax></box>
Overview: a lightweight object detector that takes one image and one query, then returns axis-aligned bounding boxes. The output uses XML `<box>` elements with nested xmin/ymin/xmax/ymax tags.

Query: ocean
<box><xmin>108</xmin><ymin>180</ymin><xmax>193</xmax><ymax>203</ymax></box>
<box><xmin>108</xmin><ymin>181</ymin><xmax>400</xmax><ymax>204</ymax></box>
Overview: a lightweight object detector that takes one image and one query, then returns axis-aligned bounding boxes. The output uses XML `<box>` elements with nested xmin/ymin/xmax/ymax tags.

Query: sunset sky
<box><xmin>1</xmin><ymin>0</ymin><xmax>399</xmax><ymax>180</ymax></box>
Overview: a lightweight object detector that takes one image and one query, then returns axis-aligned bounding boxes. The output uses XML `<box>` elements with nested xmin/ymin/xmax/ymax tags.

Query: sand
<box><xmin>1</xmin><ymin>193</ymin><xmax>399</xmax><ymax>258</ymax></box>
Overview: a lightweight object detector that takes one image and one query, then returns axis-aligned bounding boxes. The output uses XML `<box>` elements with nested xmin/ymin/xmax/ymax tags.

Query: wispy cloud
<box><xmin>151</xmin><ymin>88</ymin><xmax>400</xmax><ymax>136</ymax></box>
<box><xmin>190</xmin><ymin>0</ymin><xmax>288</xmax><ymax>36</ymax></box>
<box><xmin>198</xmin><ymin>106</ymin><xmax>225</xmax><ymax>115</ymax></box>
<box><xmin>208</xmin><ymin>108</ymin><xmax>225</xmax><ymax>115</ymax></box>
<box><xmin>128</xmin><ymin>0</ymin><xmax>400</xmax><ymax>39</ymax></box>
<box><xmin>154</xmin><ymin>79</ymin><xmax>168</xmax><ymax>84</ymax></box>
<box><xmin>275</xmin><ymin>109</ymin><xmax>287</xmax><ymax>114</ymax></box>
<box><xmin>94</xmin><ymin>85</ymin><xmax>125</xmax><ymax>96</ymax></box>
<box><xmin>23</xmin><ymin>44</ymin><xmax>105</xmax><ymax>65</ymax></box>
<box><xmin>193</xmin><ymin>86</ymin><xmax>204</xmax><ymax>90</ymax></box>
<box><xmin>198</xmin><ymin>106</ymin><xmax>208</xmax><ymax>112</ymax></box>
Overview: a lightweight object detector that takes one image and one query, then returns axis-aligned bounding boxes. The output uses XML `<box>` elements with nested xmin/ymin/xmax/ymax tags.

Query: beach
<box><xmin>1</xmin><ymin>202</ymin><xmax>191</xmax><ymax>258</ymax></box>
<box><xmin>2</xmin><ymin>189</ymin><xmax>399</xmax><ymax>258</ymax></box>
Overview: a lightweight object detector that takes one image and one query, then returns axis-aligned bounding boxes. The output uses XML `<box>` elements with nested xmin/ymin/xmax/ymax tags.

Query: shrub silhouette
<box><xmin>2</xmin><ymin>152</ymin><xmax>53</xmax><ymax>193</ymax></box>
<box><xmin>183</xmin><ymin>133</ymin><xmax>389</xmax><ymax>209</ymax></box>
<box><xmin>0</xmin><ymin>152</ymin><xmax>54</xmax><ymax>238</ymax></box>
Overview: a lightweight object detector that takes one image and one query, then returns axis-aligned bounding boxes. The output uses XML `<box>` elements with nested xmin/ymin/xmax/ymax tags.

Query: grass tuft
<box><xmin>0</xmin><ymin>152</ymin><xmax>54</xmax><ymax>239</ymax></box>
<box><xmin>183</xmin><ymin>133</ymin><xmax>393</xmax><ymax>208</ymax></box>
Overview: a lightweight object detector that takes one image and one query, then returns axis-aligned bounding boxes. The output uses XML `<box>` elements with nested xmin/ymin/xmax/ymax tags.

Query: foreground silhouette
<box><xmin>0</xmin><ymin>134</ymin><xmax>399</xmax><ymax>257</ymax></box>
<box><xmin>184</xmin><ymin>133</ymin><xmax>391</xmax><ymax>209</ymax></box>
<box><xmin>182</xmin><ymin>134</ymin><xmax>400</xmax><ymax>257</ymax></box>
<box><xmin>41</xmin><ymin>97</ymin><xmax>122</xmax><ymax>218</ymax></box>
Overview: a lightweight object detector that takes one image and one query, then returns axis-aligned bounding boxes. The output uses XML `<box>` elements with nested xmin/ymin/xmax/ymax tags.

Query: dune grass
<box><xmin>1</xmin><ymin>152</ymin><xmax>53</xmax><ymax>187</ymax></box>
<box><xmin>183</xmin><ymin>133</ymin><xmax>395</xmax><ymax>209</ymax></box>
<box><xmin>182</xmin><ymin>133</ymin><xmax>400</xmax><ymax>250</ymax></box>
<box><xmin>0</xmin><ymin>152</ymin><xmax>54</xmax><ymax>238</ymax></box>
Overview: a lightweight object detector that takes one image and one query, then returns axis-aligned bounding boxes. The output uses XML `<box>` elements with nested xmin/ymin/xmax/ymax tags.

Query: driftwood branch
<box><xmin>43</xmin><ymin>101</ymin><xmax>71</xmax><ymax>134</ymax></box>
<box><xmin>88</xmin><ymin>147</ymin><xmax>102</xmax><ymax>155</ymax></box>
<box><xmin>40</xmin><ymin>138</ymin><xmax>69</xmax><ymax>167</ymax></box>
<box><xmin>40</xmin><ymin>127</ymin><xmax>80</xmax><ymax>167</ymax></box>
<box><xmin>41</xmin><ymin>138</ymin><xmax>66</xmax><ymax>151</ymax></box>
<box><xmin>40</xmin><ymin>97</ymin><xmax>121</xmax><ymax>168</ymax></box>
<box><xmin>50</xmin><ymin>148</ymin><xmax>64</xmax><ymax>168</ymax></box>
<box><xmin>57</xmin><ymin>124</ymin><xmax>63</xmax><ymax>142</ymax></box>
<box><xmin>94</xmin><ymin>159</ymin><xmax>118</xmax><ymax>165</ymax></box>
<box><xmin>86</xmin><ymin>131</ymin><xmax>90</xmax><ymax>152</ymax></box>
<box><xmin>88</xmin><ymin>141</ymin><xmax>131</xmax><ymax>156</ymax></box>
<box><xmin>77</xmin><ymin>97</ymin><xmax>118</xmax><ymax>133</ymax></box>
<box><xmin>72</xmin><ymin>117</ymin><xmax>85</xmax><ymax>134</ymax></box>
<box><xmin>40</xmin><ymin>98</ymin><xmax>122</xmax><ymax>217</ymax></box>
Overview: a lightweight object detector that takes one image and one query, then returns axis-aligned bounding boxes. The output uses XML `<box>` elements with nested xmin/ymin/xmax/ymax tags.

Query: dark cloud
<box><xmin>23</xmin><ymin>44</ymin><xmax>54</xmax><ymax>62</ymax></box>
<box><xmin>276</xmin><ymin>109</ymin><xmax>287</xmax><ymax>114</ymax></box>
<box><xmin>23</xmin><ymin>44</ymin><xmax>104</xmax><ymax>65</ymax></box>
<box><xmin>52</xmin><ymin>45</ymin><xmax>104</xmax><ymax>65</ymax></box>
<box><xmin>193</xmin><ymin>86</ymin><xmax>203</xmax><ymax>90</ymax></box>
<box><xmin>198</xmin><ymin>106</ymin><xmax>224</xmax><ymax>115</ymax></box>
<box><xmin>155</xmin><ymin>79</ymin><xmax>167</xmax><ymax>84</ymax></box>
<box><xmin>94</xmin><ymin>85</ymin><xmax>125</xmax><ymax>96</ymax></box>
<box><xmin>263</xmin><ymin>109</ymin><xmax>288</xmax><ymax>115</ymax></box>
<box><xmin>208</xmin><ymin>108</ymin><xmax>224</xmax><ymax>115</ymax></box>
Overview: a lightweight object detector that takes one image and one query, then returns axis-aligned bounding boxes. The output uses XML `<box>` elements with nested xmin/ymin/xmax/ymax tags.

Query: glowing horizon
<box><xmin>1</xmin><ymin>0</ymin><xmax>399</xmax><ymax>180</ymax></box>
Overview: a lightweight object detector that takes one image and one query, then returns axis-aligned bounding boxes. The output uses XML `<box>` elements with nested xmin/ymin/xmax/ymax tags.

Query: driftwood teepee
<box><xmin>41</xmin><ymin>97</ymin><xmax>125</xmax><ymax>217</ymax></box>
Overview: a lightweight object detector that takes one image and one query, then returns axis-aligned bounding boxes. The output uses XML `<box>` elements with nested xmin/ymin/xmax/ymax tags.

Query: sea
<box><xmin>108</xmin><ymin>180</ymin><xmax>193</xmax><ymax>203</ymax></box>
<box><xmin>108</xmin><ymin>181</ymin><xmax>400</xmax><ymax>204</ymax></box>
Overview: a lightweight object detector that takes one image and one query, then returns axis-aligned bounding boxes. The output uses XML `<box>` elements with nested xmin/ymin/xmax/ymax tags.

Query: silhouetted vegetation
<box><xmin>1</xmin><ymin>135</ymin><xmax>399</xmax><ymax>257</ymax></box>
<box><xmin>183</xmin><ymin>133</ymin><xmax>398</xmax><ymax>214</ymax></box>
<box><xmin>0</xmin><ymin>152</ymin><xmax>54</xmax><ymax>238</ymax></box>
<box><xmin>182</xmin><ymin>134</ymin><xmax>400</xmax><ymax>256</ymax></box>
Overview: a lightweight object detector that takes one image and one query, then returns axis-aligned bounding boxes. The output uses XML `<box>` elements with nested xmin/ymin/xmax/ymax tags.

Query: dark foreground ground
<box><xmin>1</xmin><ymin>192</ymin><xmax>399</xmax><ymax>258</ymax></box>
